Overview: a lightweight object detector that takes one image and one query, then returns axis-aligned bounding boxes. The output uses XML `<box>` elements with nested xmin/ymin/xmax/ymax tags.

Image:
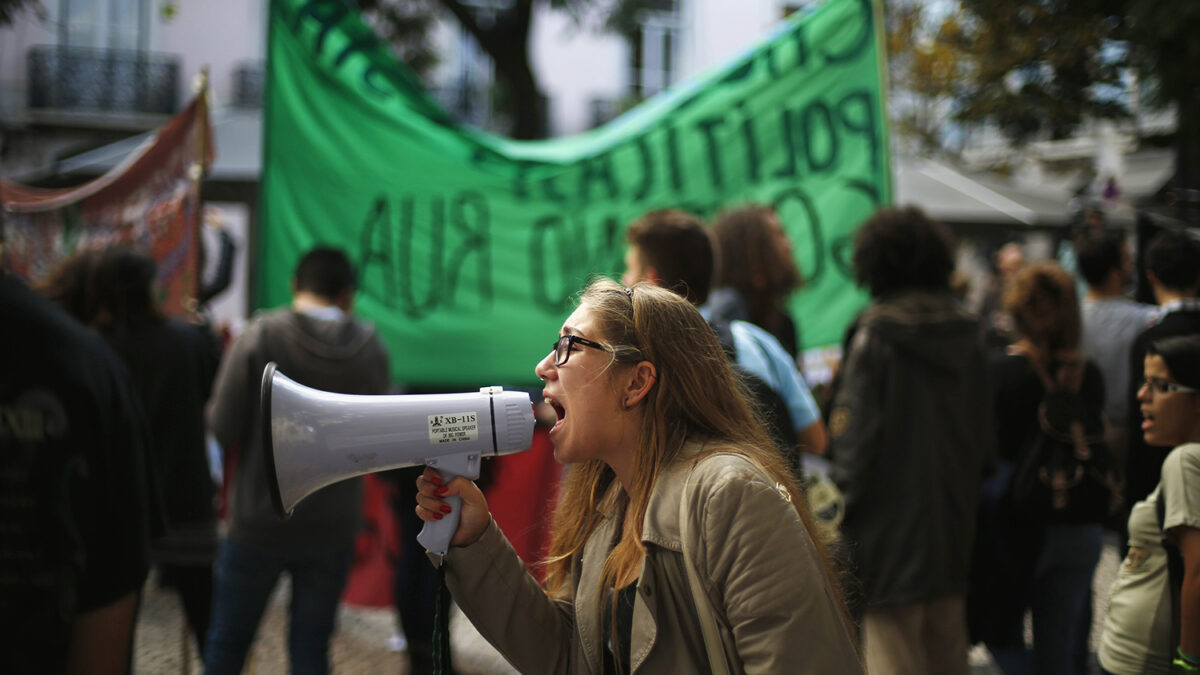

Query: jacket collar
<box><xmin>573</xmin><ymin>439</ymin><xmax>709</xmax><ymax>673</ymax></box>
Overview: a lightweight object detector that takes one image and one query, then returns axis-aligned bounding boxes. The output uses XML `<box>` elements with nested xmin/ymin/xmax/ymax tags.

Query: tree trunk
<box><xmin>488</xmin><ymin>20</ymin><xmax>546</xmax><ymax>139</ymax></box>
<box><xmin>1173</xmin><ymin>96</ymin><xmax>1200</xmax><ymax>225</ymax></box>
<box><xmin>496</xmin><ymin>54</ymin><xmax>546</xmax><ymax>140</ymax></box>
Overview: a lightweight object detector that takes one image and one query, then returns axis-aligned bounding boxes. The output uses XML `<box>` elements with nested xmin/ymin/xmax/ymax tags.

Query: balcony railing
<box><xmin>27</xmin><ymin>45</ymin><xmax>180</xmax><ymax>116</ymax></box>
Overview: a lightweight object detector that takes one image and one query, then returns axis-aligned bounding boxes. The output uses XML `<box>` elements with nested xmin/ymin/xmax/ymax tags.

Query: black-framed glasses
<box><xmin>1142</xmin><ymin>377</ymin><xmax>1199</xmax><ymax>396</ymax></box>
<box><xmin>552</xmin><ymin>334</ymin><xmax>609</xmax><ymax>366</ymax></box>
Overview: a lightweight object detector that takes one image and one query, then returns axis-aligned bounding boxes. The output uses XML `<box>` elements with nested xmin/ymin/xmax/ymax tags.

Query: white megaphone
<box><xmin>261</xmin><ymin>362</ymin><xmax>535</xmax><ymax>555</ymax></box>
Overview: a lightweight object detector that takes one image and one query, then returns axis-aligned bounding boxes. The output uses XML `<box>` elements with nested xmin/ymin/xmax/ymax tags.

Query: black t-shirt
<box><xmin>990</xmin><ymin>351</ymin><xmax>1106</xmax><ymax>464</ymax></box>
<box><xmin>0</xmin><ymin>275</ymin><xmax>153</xmax><ymax>672</ymax></box>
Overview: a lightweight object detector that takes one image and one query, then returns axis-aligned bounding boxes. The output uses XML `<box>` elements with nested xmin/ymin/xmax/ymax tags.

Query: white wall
<box><xmin>154</xmin><ymin>0</ymin><xmax>266</xmax><ymax>108</ymax></box>
<box><xmin>532</xmin><ymin>9</ymin><xmax>627</xmax><ymax>136</ymax></box>
<box><xmin>678</xmin><ymin>0</ymin><xmax>784</xmax><ymax>82</ymax></box>
<box><xmin>0</xmin><ymin>8</ymin><xmax>55</xmax><ymax>120</ymax></box>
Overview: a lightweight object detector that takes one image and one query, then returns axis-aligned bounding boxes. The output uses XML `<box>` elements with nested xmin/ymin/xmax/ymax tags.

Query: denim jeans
<box><xmin>986</xmin><ymin>522</ymin><xmax>1103</xmax><ymax>675</ymax></box>
<box><xmin>203</xmin><ymin>537</ymin><xmax>353</xmax><ymax>675</ymax></box>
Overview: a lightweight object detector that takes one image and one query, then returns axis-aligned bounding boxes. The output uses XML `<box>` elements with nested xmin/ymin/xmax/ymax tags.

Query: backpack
<box><xmin>1008</xmin><ymin>350</ymin><xmax>1123</xmax><ymax>523</ymax></box>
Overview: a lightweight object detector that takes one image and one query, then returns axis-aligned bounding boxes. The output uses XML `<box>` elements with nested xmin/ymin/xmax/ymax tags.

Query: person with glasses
<box><xmin>414</xmin><ymin>277</ymin><xmax>861</xmax><ymax>674</ymax></box>
<box><xmin>1100</xmin><ymin>334</ymin><xmax>1200</xmax><ymax>675</ymax></box>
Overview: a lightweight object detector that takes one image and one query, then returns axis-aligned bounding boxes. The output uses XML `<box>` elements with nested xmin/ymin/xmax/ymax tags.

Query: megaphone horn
<box><xmin>260</xmin><ymin>362</ymin><xmax>535</xmax><ymax>554</ymax></box>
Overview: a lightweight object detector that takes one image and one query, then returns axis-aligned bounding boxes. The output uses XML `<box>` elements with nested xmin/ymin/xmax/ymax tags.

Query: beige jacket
<box><xmin>445</xmin><ymin>446</ymin><xmax>863</xmax><ymax>674</ymax></box>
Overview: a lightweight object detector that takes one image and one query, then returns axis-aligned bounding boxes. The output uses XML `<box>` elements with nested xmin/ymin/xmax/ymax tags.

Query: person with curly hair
<box><xmin>828</xmin><ymin>205</ymin><xmax>993</xmax><ymax>675</ymax></box>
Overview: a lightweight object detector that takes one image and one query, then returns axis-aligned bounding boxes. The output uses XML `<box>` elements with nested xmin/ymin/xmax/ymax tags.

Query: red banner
<box><xmin>0</xmin><ymin>92</ymin><xmax>214</xmax><ymax>316</ymax></box>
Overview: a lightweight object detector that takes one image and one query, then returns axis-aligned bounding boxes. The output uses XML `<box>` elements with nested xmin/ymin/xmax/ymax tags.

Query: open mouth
<box><xmin>545</xmin><ymin>395</ymin><xmax>566</xmax><ymax>433</ymax></box>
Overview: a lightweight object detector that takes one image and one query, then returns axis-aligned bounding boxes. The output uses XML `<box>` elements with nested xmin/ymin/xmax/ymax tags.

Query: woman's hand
<box><xmin>415</xmin><ymin>467</ymin><xmax>492</xmax><ymax>548</ymax></box>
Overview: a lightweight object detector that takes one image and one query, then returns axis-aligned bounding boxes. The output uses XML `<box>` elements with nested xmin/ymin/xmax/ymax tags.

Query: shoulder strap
<box><xmin>1157</xmin><ymin>482</ymin><xmax>1184</xmax><ymax>658</ymax></box>
<box><xmin>679</xmin><ymin>466</ymin><xmax>732</xmax><ymax>675</ymax></box>
<box><xmin>1010</xmin><ymin>343</ymin><xmax>1086</xmax><ymax>394</ymax></box>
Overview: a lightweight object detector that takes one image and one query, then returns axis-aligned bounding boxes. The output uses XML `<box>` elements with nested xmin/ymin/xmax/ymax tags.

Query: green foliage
<box><xmin>950</xmin><ymin>0</ymin><xmax>1128</xmax><ymax>143</ymax></box>
<box><xmin>354</xmin><ymin>0</ymin><xmax>439</xmax><ymax>80</ymax></box>
<box><xmin>886</xmin><ymin>3</ymin><xmax>972</xmax><ymax>153</ymax></box>
<box><xmin>0</xmin><ymin>0</ymin><xmax>41</xmax><ymax>26</ymax></box>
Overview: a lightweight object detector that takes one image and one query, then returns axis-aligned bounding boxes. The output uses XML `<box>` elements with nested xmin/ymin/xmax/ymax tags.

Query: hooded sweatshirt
<box><xmin>829</xmin><ymin>289</ymin><xmax>994</xmax><ymax>607</ymax></box>
<box><xmin>208</xmin><ymin>308</ymin><xmax>390</xmax><ymax>553</ymax></box>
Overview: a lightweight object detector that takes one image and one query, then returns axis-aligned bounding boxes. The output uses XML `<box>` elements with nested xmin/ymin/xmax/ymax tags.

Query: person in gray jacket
<box><xmin>204</xmin><ymin>247</ymin><xmax>390</xmax><ymax>675</ymax></box>
<box><xmin>415</xmin><ymin>278</ymin><xmax>861</xmax><ymax>674</ymax></box>
<box><xmin>828</xmin><ymin>206</ymin><xmax>993</xmax><ymax>675</ymax></box>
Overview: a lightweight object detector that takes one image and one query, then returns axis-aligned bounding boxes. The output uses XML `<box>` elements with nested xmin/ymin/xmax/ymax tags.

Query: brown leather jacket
<box><xmin>444</xmin><ymin>445</ymin><xmax>862</xmax><ymax>674</ymax></box>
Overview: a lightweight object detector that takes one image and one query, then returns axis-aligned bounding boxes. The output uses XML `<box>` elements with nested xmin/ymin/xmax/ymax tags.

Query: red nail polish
<box><xmin>431</xmin><ymin>475</ymin><xmax>442</xmax><ymax>486</ymax></box>
<box><xmin>440</xmin><ymin>504</ymin><xmax>452</xmax><ymax>514</ymax></box>
<box><xmin>433</xmin><ymin>512</ymin><xmax>443</xmax><ymax>520</ymax></box>
<box><xmin>435</xmin><ymin>486</ymin><xmax>448</xmax><ymax>497</ymax></box>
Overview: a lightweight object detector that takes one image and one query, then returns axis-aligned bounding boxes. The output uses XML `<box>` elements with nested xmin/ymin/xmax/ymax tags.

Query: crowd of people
<box><xmin>3</xmin><ymin>202</ymin><xmax>1200</xmax><ymax>675</ymax></box>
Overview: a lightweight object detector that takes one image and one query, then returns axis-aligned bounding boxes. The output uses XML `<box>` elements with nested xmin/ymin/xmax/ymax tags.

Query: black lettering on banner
<box><xmin>446</xmin><ymin>191</ymin><xmax>493</xmax><ymax>307</ymax></box>
<box><xmin>801</xmin><ymin>102</ymin><xmax>839</xmax><ymax>174</ymax></box>
<box><xmin>290</xmin><ymin>0</ymin><xmax>349</xmax><ymax>57</ymax></box>
<box><xmin>764</xmin><ymin>43</ymin><xmax>780</xmax><ymax>79</ymax></box>
<box><xmin>773</xmin><ymin>107</ymin><xmax>798</xmax><ymax>179</ymax></box>
<box><xmin>771</xmin><ymin>187</ymin><xmax>826</xmax><ymax>284</ymax></box>
<box><xmin>530</xmin><ymin>214</ymin><xmax>575</xmax><ymax>314</ymax></box>
<box><xmin>821</xmin><ymin>0</ymin><xmax>872</xmax><ymax>65</ymax></box>
<box><xmin>836</xmin><ymin>90</ymin><xmax>879</xmax><ymax>172</ymax></box>
<box><xmin>632</xmin><ymin>135</ymin><xmax>655</xmax><ymax>202</ymax></box>
<box><xmin>721</xmin><ymin>59</ymin><xmax>755</xmax><ymax>86</ymax></box>
<box><xmin>738</xmin><ymin>103</ymin><xmax>762</xmax><ymax>182</ymax></box>
<box><xmin>792</xmin><ymin>23</ymin><xmax>811</xmax><ymax>68</ymax></box>
<box><xmin>359</xmin><ymin>196</ymin><xmax>397</xmax><ymax>307</ymax></box>
<box><xmin>542</xmin><ymin>170</ymin><xmax>567</xmax><ymax>203</ymax></box>
<box><xmin>363</xmin><ymin>66</ymin><xmax>389</xmax><ymax>97</ymax></box>
<box><xmin>512</xmin><ymin>161</ymin><xmax>534</xmax><ymax>202</ymax></box>
<box><xmin>664</xmin><ymin>126</ymin><xmax>684</xmax><ymax>193</ymax></box>
<box><xmin>529</xmin><ymin>212</ymin><xmax>623</xmax><ymax>313</ymax></box>
<box><xmin>398</xmin><ymin>196</ymin><xmax>443</xmax><ymax>318</ymax></box>
<box><xmin>578</xmin><ymin>153</ymin><xmax>620</xmax><ymax>203</ymax></box>
<box><xmin>695</xmin><ymin>116</ymin><xmax>726</xmax><ymax>189</ymax></box>
<box><xmin>334</xmin><ymin>33</ymin><xmax>374</xmax><ymax>67</ymax></box>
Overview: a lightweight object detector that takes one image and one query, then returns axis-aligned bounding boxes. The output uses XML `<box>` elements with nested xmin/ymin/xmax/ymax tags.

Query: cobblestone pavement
<box><xmin>133</xmin><ymin>535</ymin><xmax>1121</xmax><ymax>674</ymax></box>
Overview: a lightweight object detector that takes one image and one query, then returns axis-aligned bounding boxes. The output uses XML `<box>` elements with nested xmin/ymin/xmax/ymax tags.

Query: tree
<box><xmin>1124</xmin><ymin>2</ymin><xmax>1200</xmax><ymax>199</ymax></box>
<box><xmin>354</xmin><ymin>0</ymin><xmax>439</xmax><ymax>80</ymax></box>
<box><xmin>0</xmin><ymin>0</ymin><xmax>40</xmax><ymax>25</ymax></box>
<box><xmin>885</xmin><ymin>2</ymin><xmax>971</xmax><ymax>156</ymax></box>
<box><xmin>422</xmin><ymin>0</ymin><xmax>652</xmax><ymax>140</ymax></box>
<box><xmin>429</xmin><ymin>0</ymin><xmax>546</xmax><ymax>139</ymax></box>
<box><xmin>948</xmin><ymin>0</ymin><xmax>1128</xmax><ymax>144</ymax></box>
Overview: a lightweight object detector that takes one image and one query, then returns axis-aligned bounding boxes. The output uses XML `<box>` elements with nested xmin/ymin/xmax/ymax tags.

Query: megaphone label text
<box><xmin>427</xmin><ymin>413</ymin><xmax>479</xmax><ymax>445</ymax></box>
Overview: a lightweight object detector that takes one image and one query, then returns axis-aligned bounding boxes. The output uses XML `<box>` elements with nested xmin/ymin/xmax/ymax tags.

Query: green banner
<box><xmin>261</xmin><ymin>0</ymin><xmax>890</xmax><ymax>388</ymax></box>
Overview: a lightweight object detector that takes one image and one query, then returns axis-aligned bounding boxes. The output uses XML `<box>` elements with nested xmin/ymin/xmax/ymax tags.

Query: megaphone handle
<box><xmin>417</xmin><ymin>483</ymin><xmax>463</xmax><ymax>556</ymax></box>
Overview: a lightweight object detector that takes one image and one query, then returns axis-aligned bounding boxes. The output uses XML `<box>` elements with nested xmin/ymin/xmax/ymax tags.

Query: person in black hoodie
<box><xmin>828</xmin><ymin>205</ymin><xmax>993</xmax><ymax>675</ymax></box>
<box><xmin>205</xmin><ymin>247</ymin><xmax>390</xmax><ymax>674</ymax></box>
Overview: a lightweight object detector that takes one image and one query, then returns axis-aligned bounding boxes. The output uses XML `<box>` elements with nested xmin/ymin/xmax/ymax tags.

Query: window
<box><xmin>59</xmin><ymin>0</ymin><xmax>148</xmax><ymax>51</ymax></box>
<box><xmin>630</xmin><ymin>0</ymin><xmax>678</xmax><ymax>99</ymax></box>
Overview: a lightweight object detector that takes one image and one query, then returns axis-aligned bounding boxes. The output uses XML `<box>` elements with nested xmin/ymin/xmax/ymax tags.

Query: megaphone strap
<box><xmin>433</xmin><ymin>563</ymin><xmax>453</xmax><ymax>675</ymax></box>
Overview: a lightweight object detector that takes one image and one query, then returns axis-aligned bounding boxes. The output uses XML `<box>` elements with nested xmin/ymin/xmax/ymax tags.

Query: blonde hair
<box><xmin>540</xmin><ymin>278</ymin><xmax>847</xmax><ymax>633</ymax></box>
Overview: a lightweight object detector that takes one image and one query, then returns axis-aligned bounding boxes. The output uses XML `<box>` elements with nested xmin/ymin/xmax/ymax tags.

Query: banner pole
<box><xmin>189</xmin><ymin>67</ymin><xmax>210</xmax><ymax>313</ymax></box>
